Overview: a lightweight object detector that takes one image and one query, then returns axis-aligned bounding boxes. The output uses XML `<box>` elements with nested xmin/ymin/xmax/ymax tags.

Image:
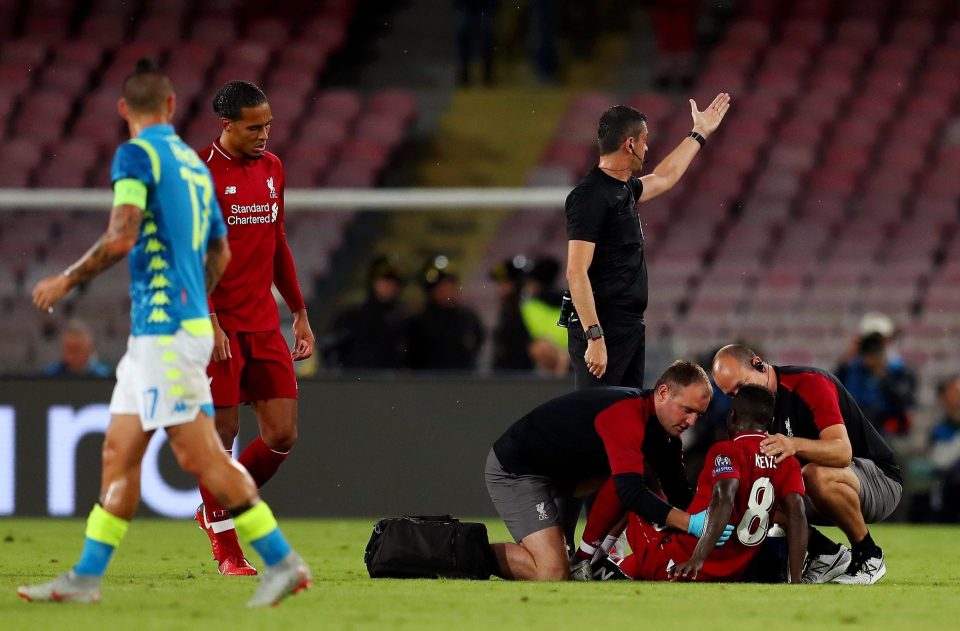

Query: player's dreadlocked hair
<box><xmin>597</xmin><ymin>105</ymin><xmax>647</xmax><ymax>155</ymax></box>
<box><xmin>213</xmin><ymin>80</ymin><xmax>268</xmax><ymax>121</ymax></box>
<box><xmin>655</xmin><ymin>360</ymin><xmax>712</xmax><ymax>399</ymax></box>
<box><xmin>730</xmin><ymin>384</ymin><xmax>776</xmax><ymax>431</ymax></box>
<box><xmin>122</xmin><ymin>58</ymin><xmax>173</xmax><ymax>114</ymax></box>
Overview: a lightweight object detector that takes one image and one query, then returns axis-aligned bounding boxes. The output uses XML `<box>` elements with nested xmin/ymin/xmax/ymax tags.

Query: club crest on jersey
<box><xmin>266</xmin><ymin>176</ymin><xmax>278</xmax><ymax>199</ymax></box>
<box><xmin>713</xmin><ymin>454</ymin><xmax>735</xmax><ymax>476</ymax></box>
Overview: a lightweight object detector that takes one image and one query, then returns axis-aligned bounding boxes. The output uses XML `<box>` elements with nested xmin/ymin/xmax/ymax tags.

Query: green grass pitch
<box><xmin>1</xmin><ymin>519</ymin><xmax>958</xmax><ymax>630</ymax></box>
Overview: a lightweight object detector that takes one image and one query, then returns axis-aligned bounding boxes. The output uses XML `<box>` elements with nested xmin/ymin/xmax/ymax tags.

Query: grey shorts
<box><xmin>485</xmin><ymin>449</ymin><xmax>562</xmax><ymax>543</ymax></box>
<box><xmin>805</xmin><ymin>457</ymin><xmax>903</xmax><ymax>525</ymax></box>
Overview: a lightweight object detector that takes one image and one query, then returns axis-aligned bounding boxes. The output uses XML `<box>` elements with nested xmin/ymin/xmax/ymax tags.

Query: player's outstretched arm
<box><xmin>782</xmin><ymin>492</ymin><xmax>808</xmax><ymax>584</ymax></box>
<box><xmin>669</xmin><ymin>478</ymin><xmax>738</xmax><ymax>581</ymax></box>
<box><xmin>32</xmin><ymin>203</ymin><xmax>143</xmax><ymax>312</ymax></box>
<box><xmin>205</xmin><ymin>236</ymin><xmax>231</xmax><ymax>294</ymax></box>
<box><xmin>639</xmin><ymin>92</ymin><xmax>730</xmax><ymax>202</ymax></box>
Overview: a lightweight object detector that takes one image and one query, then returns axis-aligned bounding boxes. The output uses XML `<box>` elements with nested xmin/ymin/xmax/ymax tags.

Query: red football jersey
<box><xmin>202</xmin><ymin>140</ymin><xmax>305</xmax><ymax>332</ymax></box>
<box><xmin>625</xmin><ymin>432</ymin><xmax>805</xmax><ymax>582</ymax></box>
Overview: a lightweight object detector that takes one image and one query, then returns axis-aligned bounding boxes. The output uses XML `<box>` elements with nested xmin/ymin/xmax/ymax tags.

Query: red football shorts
<box><xmin>620</xmin><ymin>513</ymin><xmax>673</xmax><ymax>581</ymax></box>
<box><xmin>207</xmin><ymin>328</ymin><xmax>298</xmax><ymax>406</ymax></box>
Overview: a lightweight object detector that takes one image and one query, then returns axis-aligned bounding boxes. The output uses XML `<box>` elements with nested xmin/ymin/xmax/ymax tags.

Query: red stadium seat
<box><xmin>299</xmin><ymin>18</ymin><xmax>348</xmax><ymax>56</ymax></box>
<box><xmin>299</xmin><ymin>117</ymin><xmax>349</xmax><ymax>148</ymax></box>
<box><xmin>323</xmin><ymin>161</ymin><xmax>378</xmax><ymax>188</ymax></box>
<box><xmin>190</xmin><ymin>15</ymin><xmax>239</xmax><ymax>43</ymax></box>
<box><xmin>0</xmin><ymin>63</ymin><xmax>36</xmax><ymax>96</ymax></box>
<box><xmin>367</xmin><ymin>90</ymin><xmax>418</xmax><ymax>127</ymax></box>
<box><xmin>796</xmin><ymin>195</ymin><xmax>848</xmax><ymax>222</ymax></box>
<box><xmin>276</xmin><ymin>42</ymin><xmax>328</xmax><ymax>71</ymax></box>
<box><xmin>722</xmin><ymin>19</ymin><xmax>769</xmax><ymax>47</ymax></box>
<box><xmin>781</xmin><ymin>19</ymin><xmax>826</xmax><ymax>48</ymax></box>
<box><xmin>78</xmin><ymin>15</ymin><xmax>129</xmax><ymax>44</ymax></box>
<box><xmin>834</xmin><ymin>19</ymin><xmax>881</xmax><ymax>47</ymax></box>
<box><xmin>815</xmin><ymin>45</ymin><xmax>864</xmax><ymax>73</ymax></box>
<box><xmin>872</xmin><ymin>46</ymin><xmax>922</xmax><ymax>72</ymax></box>
<box><xmin>266</xmin><ymin>66</ymin><xmax>321</xmax><ymax>98</ymax></box>
<box><xmin>245</xmin><ymin>18</ymin><xmax>291</xmax><ymax>43</ymax></box>
<box><xmin>23</xmin><ymin>15</ymin><xmax>70</xmax><ymax>41</ymax></box>
<box><xmin>354</xmin><ymin>115</ymin><xmax>407</xmax><ymax>147</ymax></box>
<box><xmin>39</xmin><ymin>61</ymin><xmax>93</xmax><ymax>93</ymax></box>
<box><xmin>134</xmin><ymin>14</ymin><xmax>185</xmax><ymax>41</ymax></box>
<box><xmin>1</xmin><ymin>40</ymin><xmax>49</xmax><ymax>67</ymax></box>
<box><xmin>767</xmin><ymin>144</ymin><xmax>817</xmax><ymax>173</ymax></box>
<box><xmin>312</xmin><ymin>89</ymin><xmax>362</xmax><ymax>125</ymax></box>
<box><xmin>223</xmin><ymin>42</ymin><xmax>272</xmax><ymax>69</ymax></box>
<box><xmin>791</xmin><ymin>93</ymin><xmax>841</xmax><ymax>123</ymax></box>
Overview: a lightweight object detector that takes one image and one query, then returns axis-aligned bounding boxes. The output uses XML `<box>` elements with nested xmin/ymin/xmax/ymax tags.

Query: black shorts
<box><xmin>568</xmin><ymin>320</ymin><xmax>645</xmax><ymax>390</ymax></box>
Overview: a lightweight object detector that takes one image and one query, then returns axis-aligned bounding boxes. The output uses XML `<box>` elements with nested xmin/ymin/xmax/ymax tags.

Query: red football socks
<box><xmin>577</xmin><ymin>478</ymin><xmax>625</xmax><ymax>559</ymax></box>
<box><xmin>238</xmin><ymin>436</ymin><xmax>289</xmax><ymax>488</ymax></box>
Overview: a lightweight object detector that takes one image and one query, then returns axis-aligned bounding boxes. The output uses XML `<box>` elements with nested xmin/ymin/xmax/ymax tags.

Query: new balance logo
<box><xmin>172</xmin><ymin>401</ymin><xmax>188</xmax><ymax>413</ymax></box>
<box><xmin>596</xmin><ymin>566</ymin><xmax>617</xmax><ymax>581</ymax></box>
<box><xmin>536</xmin><ymin>502</ymin><xmax>549</xmax><ymax>521</ymax></box>
<box><xmin>224</xmin><ymin>186</ymin><xmax>237</xmax><ymax>195</ymax></box>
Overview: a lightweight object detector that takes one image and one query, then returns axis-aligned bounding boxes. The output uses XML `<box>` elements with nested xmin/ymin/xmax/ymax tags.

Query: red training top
<box><xmin>202</xmin><ymin>140</ymin><xmax>305</xmax><ymax>332</ymax></box>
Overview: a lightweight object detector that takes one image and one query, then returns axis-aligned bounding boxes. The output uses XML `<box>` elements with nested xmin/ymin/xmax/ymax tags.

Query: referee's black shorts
<box><xmin>568</xmin><ymin>320</ymin><xmax>645</xmax><ymax>390</ymax></box>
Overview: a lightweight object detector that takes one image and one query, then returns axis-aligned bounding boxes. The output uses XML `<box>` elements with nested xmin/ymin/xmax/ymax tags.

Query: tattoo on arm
<box><xmin>64</xmin><ymin>204</ymin><xmax>143</xmax><ymax>285</ymax></box>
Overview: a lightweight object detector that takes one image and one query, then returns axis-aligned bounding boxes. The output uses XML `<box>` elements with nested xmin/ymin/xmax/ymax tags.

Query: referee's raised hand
<box><xmin>689</xmin><ymin>92</ymin><xmax>731</xmax><ymax>137</ymax></box>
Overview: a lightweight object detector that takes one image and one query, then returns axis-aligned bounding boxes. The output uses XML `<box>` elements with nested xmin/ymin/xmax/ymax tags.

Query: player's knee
<box><xmin>171</xmin><ymin>446</ymin><xmax>205</xmax><ymax>477</ymax></box>
<box><xmin>534</xmin><ymin>564</ymin><xmax>570</xmax><ymax>581</ymax></box>
<box><xmin>802</xmin><ymin>462</ymin><xmax>830</xmax><ymax>493</ymax></box>
<box><xmin>262</xmin><ymin>425</ymin><xmax>297</xmax><ymax>452</ymax></box>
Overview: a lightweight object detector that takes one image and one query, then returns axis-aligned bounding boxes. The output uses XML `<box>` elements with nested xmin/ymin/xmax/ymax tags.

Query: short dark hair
<box><xmin>597</xmin><ymin>105</ymin><xmax>647</xmax><ymax>155</ymax></box>
<box><xmin>122</xmin><ymin>58</ymin><xmax>173</xmax><ymax>114</ymax></box>
<box><xmin>859</xmin><ymin>332</ymin><xmax>886</xmax><ymax>356</ymax></box>
<box><xmin>730</xmin><ymin>384</ymin><xmax>775</xmax><ymax>430</ymax></box>
<box><xmin>655</xmin><ymin>360</ymin><xmax>712</xmax><ymax>397</ymax></box>
<box><xmin>212</xmin><ymin>80</ymin><xmax>268</xmax><ymax>121</ymax></box>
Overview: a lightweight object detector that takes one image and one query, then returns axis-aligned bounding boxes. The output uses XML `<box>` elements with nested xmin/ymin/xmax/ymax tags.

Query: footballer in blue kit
<box><xmin>19</xmin><ymin>59</ymin><xmax>311</xmax><ymax>607</ymax></box>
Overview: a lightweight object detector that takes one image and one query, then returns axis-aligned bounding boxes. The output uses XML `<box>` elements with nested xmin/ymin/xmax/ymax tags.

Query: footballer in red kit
<box><xmin>614</xmin><ymin>385</ymin><xmax>808</xmax><ymax>583</ymax></box>
<box><xmin>194</xmin><ymin>81</ymin><xmax>315</xmax><ymax>576</ymax></box>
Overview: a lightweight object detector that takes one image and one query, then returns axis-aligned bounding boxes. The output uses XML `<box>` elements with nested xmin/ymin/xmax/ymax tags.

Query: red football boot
<box><xmin>195</xmin><ymin>504</ymin><xmax>258</xmax><ymax>576</ymax></box>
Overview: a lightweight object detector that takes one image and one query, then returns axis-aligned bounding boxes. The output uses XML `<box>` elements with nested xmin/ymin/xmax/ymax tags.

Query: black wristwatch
<box><xmin>586</xmin><ymin>324</ymin><xmax>604</xmax><ymax>341</ymax></box>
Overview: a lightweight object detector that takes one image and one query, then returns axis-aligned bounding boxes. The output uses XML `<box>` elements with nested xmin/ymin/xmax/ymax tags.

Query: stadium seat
<box><xmin>1</xmin><ymin>40</ymin><xmax>49</xmax><ymax>67</ymax></box>
<box><xmin>311</xmin><ymin>89</ymin><xmax>362</xmax><ymax>125</ymax></box>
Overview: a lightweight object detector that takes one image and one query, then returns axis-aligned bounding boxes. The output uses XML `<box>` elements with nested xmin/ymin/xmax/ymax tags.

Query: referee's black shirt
<box><xmin>565</xmin><ymin>167</ymin><xmax>646</xmax><ymax>326</ymax></box>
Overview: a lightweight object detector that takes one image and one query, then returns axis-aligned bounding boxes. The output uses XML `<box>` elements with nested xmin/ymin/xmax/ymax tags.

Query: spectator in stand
<box><xmin>836</xmin><ymin>332</ymin><xmax>916</xmax><ymax>437</ymax></box>
<box><xmin>455</xmin><ymin>0</ymin><xmax>500</xmax><ymax>86</ymax></box>
<box><xmin>521</xmin><ymin>257</ymin><xmax>568</xmax><ymax>377</ymax></box>
<box><xmin>929</xmin><ymin>376</ymin><xmax>960</xmax><ymax>521</ymax></box>
<box><xmin>490</xmin><ymin>257</ymin><xmax>534</xmax><ymax>372</ymax></box>
<box><xmin>44</xmin><ymin>319</ymin><xmax>112</xmax><ymax>377</ymax></box>
<box><xmin>406</xmin><ymin>259</ymin><xmax>485</xmax><ymax>371</ymax></box>
<box><xmin>324</xmin><ymin>257</ymin><xmax>410</xmax><ymax>371</ymax></box>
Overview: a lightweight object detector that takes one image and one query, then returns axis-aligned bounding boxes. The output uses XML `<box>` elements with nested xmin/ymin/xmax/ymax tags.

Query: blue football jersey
<box><xmin>110</xmin><ymin>124</ymin><xmax>227</xmax><ymax>336</ymax></box>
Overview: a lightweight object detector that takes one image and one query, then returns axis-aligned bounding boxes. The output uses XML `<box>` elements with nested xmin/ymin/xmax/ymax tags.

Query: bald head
<box><xmin>712</xmin><ymin>344</ymin><xmax>772</xmax><ymax>397</ymax></box>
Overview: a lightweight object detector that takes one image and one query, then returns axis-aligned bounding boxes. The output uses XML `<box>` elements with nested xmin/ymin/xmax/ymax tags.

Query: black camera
<box><xmin>557</xmin><ymin>290</ymin><xmax>576</xmax><ymax>328</ymax></box>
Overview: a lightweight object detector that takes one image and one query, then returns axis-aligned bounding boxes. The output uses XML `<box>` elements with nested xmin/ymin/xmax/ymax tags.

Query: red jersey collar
<box><xmin>212</xmin><ymin>138</ymin><xmax>261</xmax><ymax>167</ymax></box>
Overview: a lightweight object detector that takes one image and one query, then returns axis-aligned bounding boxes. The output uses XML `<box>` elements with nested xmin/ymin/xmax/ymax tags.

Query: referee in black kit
<box><xmin>564</xmin><ymin>93</ymin><xmax>731</xmax><ymax>390</ymax></box>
